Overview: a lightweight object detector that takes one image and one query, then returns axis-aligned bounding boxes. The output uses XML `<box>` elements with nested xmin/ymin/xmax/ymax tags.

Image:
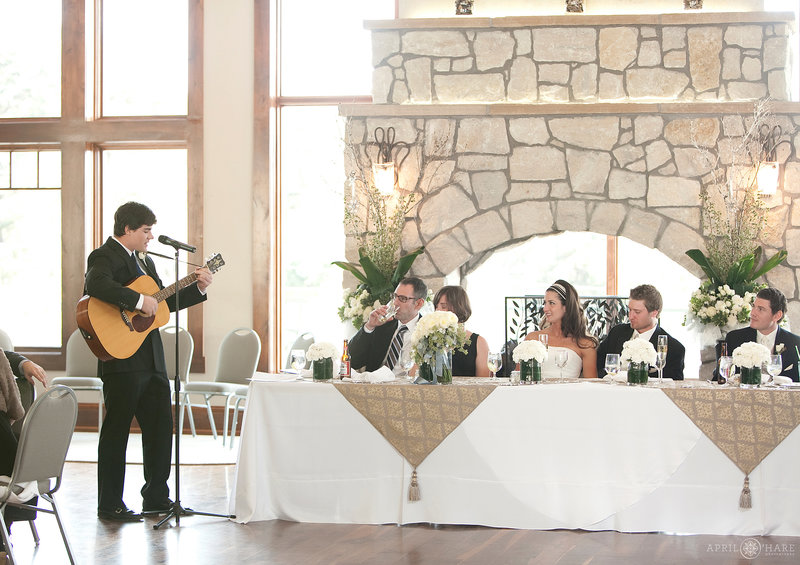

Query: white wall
<box><xmin>202</xmin><ymin>0</ymin><xmax>256</xmax><ymax>378</ymax></box>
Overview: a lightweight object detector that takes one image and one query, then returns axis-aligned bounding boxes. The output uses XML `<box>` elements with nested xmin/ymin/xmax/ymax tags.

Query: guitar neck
<box><xmin>152</xmin><ymin>272</ymin><xmax>199</xmax><ymax>303</ymax></box>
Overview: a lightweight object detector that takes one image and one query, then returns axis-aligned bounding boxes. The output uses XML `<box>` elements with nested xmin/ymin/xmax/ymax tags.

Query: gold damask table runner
<box><xmin>661</xmin><ymin>388</ymin><xmax>800</xmax><ymax>508</ymax></box>
<box><xmin>332</xmin><ymin>381</ymin><xmax>496</xmax><ymax>501</ymax></box>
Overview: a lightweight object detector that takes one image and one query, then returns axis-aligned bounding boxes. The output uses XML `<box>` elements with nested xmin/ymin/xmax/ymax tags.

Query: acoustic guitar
<box><xmin>76</xmin><ymin>253</ymin><xmax>225</xmax><ymax>361</ymax></box>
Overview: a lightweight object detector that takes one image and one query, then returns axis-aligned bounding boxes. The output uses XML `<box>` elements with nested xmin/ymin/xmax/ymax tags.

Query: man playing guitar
<box><xmin>84</xmin><ymin>201</ymin><xmax>212</xmax><ymax>522</ymax></box>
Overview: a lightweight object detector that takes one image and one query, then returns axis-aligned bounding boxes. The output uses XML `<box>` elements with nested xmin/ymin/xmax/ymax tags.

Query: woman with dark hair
<box><xmin>433</xmin><ymin>286</ymin><xmax>490</xmax><ymax>377</ymax></box>
<box><xmin>523</xmin><ymin>280</ymin><xmax>598</xmax><ymax>378</ymax></box>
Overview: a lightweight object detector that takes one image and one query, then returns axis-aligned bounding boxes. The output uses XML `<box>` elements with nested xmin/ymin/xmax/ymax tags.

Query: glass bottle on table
<box><xmin>717</xmin><ymin>342</ymin><xmax>728</xmax><ymax>384</ymax></box>
<box><xmin>339</xmin><ymin>339</ymin><xmax>351</xmax><ymax>379</ymax></box>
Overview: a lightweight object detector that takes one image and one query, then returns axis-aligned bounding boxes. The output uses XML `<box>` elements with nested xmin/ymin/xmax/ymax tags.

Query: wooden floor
<box><xmin>4</xmin><ymin>462</ymin><xmax>798</xmax><ymax>564</ymax></box>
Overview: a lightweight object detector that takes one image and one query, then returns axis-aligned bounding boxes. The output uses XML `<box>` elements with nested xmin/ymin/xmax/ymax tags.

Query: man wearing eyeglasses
<box><xmin>349</xmin><ymin>277</ymin><xmax>427</xmax><ymax>375</ymax></box>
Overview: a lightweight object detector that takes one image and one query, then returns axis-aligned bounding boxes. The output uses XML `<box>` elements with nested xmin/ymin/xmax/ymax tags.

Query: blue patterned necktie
<box><xmin>132</xmin><ymin>253</ymin><xmax>145</xmax><ymax>275</ymax></box>
<box><xmin>386</xmin><ymin>325</ymin><xmax>408</xmax><ymax>370</ymax></box>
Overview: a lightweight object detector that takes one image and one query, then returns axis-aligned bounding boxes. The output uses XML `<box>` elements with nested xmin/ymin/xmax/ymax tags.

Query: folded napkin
<box><xmin>773</xmin><ymin>375</ymin><xmax>793</xmax><ymax>386</ymax></box>
<box><xmin>603</xmin><ymin>372</ymin><xmax>627</xmax><ymax>383</ymax></box>
<box><xmin>350</xmin><ymin>366</ymin><xmax>395</xmax><ymax>383</ymax></box>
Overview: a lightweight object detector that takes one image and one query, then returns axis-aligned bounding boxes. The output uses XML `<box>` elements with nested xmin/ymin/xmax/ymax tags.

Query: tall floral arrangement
<box><xmin>684</xmin><ymin>100</ymin><xmax>787</xmax><ymax>345</ymax></box>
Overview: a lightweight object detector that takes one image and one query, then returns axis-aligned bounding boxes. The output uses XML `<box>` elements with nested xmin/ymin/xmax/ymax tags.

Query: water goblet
<box><xmin>717</xmin><ymin>355</ymin><xmax>733</xmax><ymax>386</ymax></box>
<box><xmin>290</xmin><ymin>349</ymin><xmax>306</xmax><ymax>375</ymax></box>
<box><xmin>487</xmin><ymin>352</ymin><xmax>502</xmax><ymax>381</ymax></box>
<box><xmin>400</xmin><ymin>349</ymin><xmax>416</xmax><ymax>381</ymax></box>
<box><xmin>538</xmin><ymin>333</ymin><xmax>549</xmax><ymax>349</ymax></box>
<box><xmin>555</xmin><ymin>349</ymin><xmax>568</xmax><ymax>380</ymax></box>
<box><xmin>604</xmin><ymin>353</ymin><xmax>620</xmax><ymax>381</ymax></box>
<box><xmin>765</xmin><ymin>354</ymin><xmax>782</xmax><ymax>386</ymax></box>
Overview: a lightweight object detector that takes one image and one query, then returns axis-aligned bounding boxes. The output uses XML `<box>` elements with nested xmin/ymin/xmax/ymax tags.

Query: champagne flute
<box><xmin>290</xmin><ymin>349</ymin><xmax>306</xmax><ymax>375</ymax></box>
<box><xmin>555</xmin><ymin>349</ymin><xmax>568</xmax><ymax>380</ymax></box>
<box><xmin>604</xmin><ymin>353</ymin><xmax>620</xmax><ymax>381</ymax></box>
<box><xmin>765</xmin><ymin>354</ymin><xmax>782</xmax><ymax>386</ymax></box>
<box><xmin>656</xmin><ymin>335</ymin><xmax>668</xmax><ymax>385</ymax></box>
<box><xmin>718</xmin><ymin>355</ymin><xmax>733</xmax><ymax>386</ymax></box>
<box><xmin>538</xmin><ymin>333</ymin><xmax>549</xmax><ymax>349</ymax></box>
<box><xmin>487</xmin><ymin>352</ymin><xmax>502</xmax><ymax>381</ymax></box>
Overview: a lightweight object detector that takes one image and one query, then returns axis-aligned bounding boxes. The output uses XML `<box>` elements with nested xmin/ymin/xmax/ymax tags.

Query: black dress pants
<box><xmin>97</xmin><ymin>370</ymin><xmax>173</xmax><ymax>511</ymax></box>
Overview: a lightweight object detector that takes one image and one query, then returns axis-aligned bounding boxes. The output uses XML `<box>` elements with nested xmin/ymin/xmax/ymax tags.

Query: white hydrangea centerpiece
<box><xmin>731</xmin><ymin>342</ymin><xmax>770</xmax><ymax>368</ymax></box>
<box><xmin>408</xmin><ymin>311</ymin><xmax>468</xmax><ymax>365</ymax></box>
<box><xmin>620</xmin><ymin>338</ymin><xmax>657</xmax><ymax>366</ymax></box>
<box><xmin>338</xmin><ymin>288</ymin><xmax>380</xmax><ymax>330</ymax></box>
<box><xmin>512</xmin><ymin>340</ymin><xmax>548</xmax><ymax>364</ymax></box>
<box><xmin>306</xmin><ymin>342</ymin><xmax>338</xmax><ymax>362</ymax></box>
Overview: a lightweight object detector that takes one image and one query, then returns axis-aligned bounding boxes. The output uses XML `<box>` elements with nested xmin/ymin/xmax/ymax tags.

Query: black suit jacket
<box><xmin>723</xmin><ymin>326</ymin><xmax>800</xmax><ymax>382</ymax></box>
<box><xmin>596</xmin><ymin>323</ymin><xmax>685</xmax><ymax>380</ymax></box>
<box><xmin>348</xmin><ymin>314</ymin><xmax>422</xmax><ymax>373</ymax></box>
<box><xmin>84</xmin><ymin>237</ymin><xmax>206</xmax><ymax>376</ymax></box>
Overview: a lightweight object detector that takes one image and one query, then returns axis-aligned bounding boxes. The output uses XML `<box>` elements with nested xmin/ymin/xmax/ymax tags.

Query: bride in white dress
<box><xmin>522</xmin><ymin>280</ymin><xmax>598</xmax><ymax>379</ymax></box>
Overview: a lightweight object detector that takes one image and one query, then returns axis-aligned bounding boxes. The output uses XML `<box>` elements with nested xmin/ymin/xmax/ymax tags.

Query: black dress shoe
<box><xmin>97</xmin><ymin>507</ymin><xmax>143</xmax><ymax>522</ymax></box>
<box><xmin>142</xmin><ymin>499</ymin><xmax>174</xmax><ymax>513</ymax></box>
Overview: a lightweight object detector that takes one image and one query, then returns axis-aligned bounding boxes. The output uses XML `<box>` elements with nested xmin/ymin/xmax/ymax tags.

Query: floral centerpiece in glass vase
<box><xmin>731</xmin><ymin>341</ymin><xmax>770</xmax><ymax>388</ymax></box>
<box><xmin>512</xmin><ymin>340</ymin><xmax>548</xmax><ymax>383</ymax></box>
<box><xmin>407</xmin><ymin>311</ymin><xmax>468</xmax><ymax>385</ymax></box>
<box><xmin>620</xmin><ymin>339</ymin><xmax>657</xmax><ymax>385</ymax></box>
<box><xmin>684</xmin><ymin>100</ymin><xmax>787</xmax><ymax>351</ymax></box>
<box><xmin>306</xmin><ymin>342</ymin><xmax>338</xmax><ymax>381</ymax></box>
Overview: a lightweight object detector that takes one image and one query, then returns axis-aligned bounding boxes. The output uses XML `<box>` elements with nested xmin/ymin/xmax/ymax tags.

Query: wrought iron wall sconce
<box><xmin>754</xmin><ymin>124</ymin><xmax>793</xmax><ymax>195</ymax></box>
<box><xmin>371</xmin><ymin>126</ymin><xmax>409</xmax><ymax>196</ymax></box>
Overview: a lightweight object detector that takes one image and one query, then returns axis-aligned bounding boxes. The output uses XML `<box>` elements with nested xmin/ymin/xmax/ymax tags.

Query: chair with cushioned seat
<box><xmin>51</xmin><ymin>329</ymin><xmax>104</xmax><ymax>433</ymax></box>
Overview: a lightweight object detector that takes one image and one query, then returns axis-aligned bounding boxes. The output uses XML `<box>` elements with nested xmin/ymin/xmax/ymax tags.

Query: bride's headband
<box><xmin>547</xmin><ymin>282</ymin><xmax>568</xmax><ymax>302</ymax></box>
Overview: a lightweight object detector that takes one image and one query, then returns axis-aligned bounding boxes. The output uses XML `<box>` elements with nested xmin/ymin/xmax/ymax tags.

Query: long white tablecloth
<box><xmin>229</xmin><ymin>379</ymin><xmax>800</xmax><ymax>535</ymax></box>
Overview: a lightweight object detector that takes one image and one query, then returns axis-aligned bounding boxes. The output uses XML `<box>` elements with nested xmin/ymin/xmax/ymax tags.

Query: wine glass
<box><xmin>555</xmin><ymin>349</ymin><xmax>568</xmax><ymax>379</ymax></box>
<box><xmin>487</xmin><ymin>352</ymin><xmax>502</xmax><ymax>381</ymax></box>
<box><xmin>538</xmin><ymin>333</ymin><xmax>549</xmax><ymax>349</ymax></box>
<box><xmin>400</xmin><ymin>349</ymin><xmax>416</xmax><ymax>381</ymax></box>
<box><xmin>656</xmin><ymin>335</ymin><xmax>668</xmax><ymax>385</ymax></box>
<box><xmin>290</xmin><ymin>349</ymin><xmax>306</xmax><ymax>375</ymax></box>
<box><xmin>604</xmin><ymin>353</ymin><xmax>620</xmax><ymax>381</ymax></box>
<box><xmin>718</xmin><ymin>355</ymin><xmax>733</xmax><ymax>386</ymax></box>
<box><xmin>765</xmin><ymin>354</ymin><xmax>782</xmax><ymax>386</ymax></box>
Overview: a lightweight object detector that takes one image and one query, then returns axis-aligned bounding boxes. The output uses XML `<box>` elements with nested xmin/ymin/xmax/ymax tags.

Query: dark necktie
<box><xmin>132</xmin><ymin>253</ymin><xmax>145</xmax><ymax>275</ymax></box>
<box><xmin>386</xmin><ymin>325</ymin><xmax>408</xmax><ymax>370</ymax></box>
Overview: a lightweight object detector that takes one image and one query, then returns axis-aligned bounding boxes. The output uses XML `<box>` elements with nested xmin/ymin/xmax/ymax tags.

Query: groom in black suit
<box><xmin>85</xmin><ymin>202</ymin><xmax>213</xmax><ymax>522</ymax></box>
<box><xmin>597</xmin><ymin>284</ymin><xmax>685</xmax><ymax>380</ymax></box>
<box><xmin>349</xmin><ymin>277</ymin><xmax>427</xmax><ymax>374</ymax></box>
<box><xmin>721</xmin><ymin>287</ymin><xmax>800</xmax><ymax>382</ymax></box>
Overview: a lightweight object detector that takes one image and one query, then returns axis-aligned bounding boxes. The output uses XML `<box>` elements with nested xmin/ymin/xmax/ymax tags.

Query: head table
<box><xmin>229</xmin><ymin>375</ymin><xmax>800</xmax><ymax>536</ymax></box>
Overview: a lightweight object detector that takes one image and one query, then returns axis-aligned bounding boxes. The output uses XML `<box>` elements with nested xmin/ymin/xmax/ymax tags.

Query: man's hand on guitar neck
<box><xmin>140</xmin><ymin>295</ymin><xmax>159</xmax><ymax>316</ymax></box>
<box><xmin>195</xmin><ymin>267</ymin><xmax>213</xmax><ymax>293</ymax></box>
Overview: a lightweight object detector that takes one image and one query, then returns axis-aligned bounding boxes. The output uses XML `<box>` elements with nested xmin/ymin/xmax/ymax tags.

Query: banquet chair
<box><xmin>182</xmin><ymin>328</ymin><xmax>261</xmax><ymax>444</ymax></box>
<box><xmin>51</xmin><ymin>329</ymin><xmax>104</xmax><ymax>433</ymax></box>
<box><xmin>161</xmin><ymin>326</ymin><xmax>197</xmax><ymax>437</ymax></box>
<box><xmin>0</xmin><ymin>385</ymin><xmax>78</xmax><ymax>565</ymax></box>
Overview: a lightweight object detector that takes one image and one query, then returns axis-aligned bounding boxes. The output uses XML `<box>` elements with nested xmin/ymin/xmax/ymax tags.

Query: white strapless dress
<box><xmin>540</xmin><ymin>346</ymin><xmax>583</xmax><ymax>379</ymax></box>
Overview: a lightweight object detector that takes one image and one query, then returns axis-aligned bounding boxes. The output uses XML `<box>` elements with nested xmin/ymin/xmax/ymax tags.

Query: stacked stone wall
<box><xmin>372</xmin><ymin>21</ymin><xmax>793</xmax><ymax>104</ymax></box>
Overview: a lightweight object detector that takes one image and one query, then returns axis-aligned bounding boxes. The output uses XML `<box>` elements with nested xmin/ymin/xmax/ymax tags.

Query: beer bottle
<box><xmin>339</xmin><ymin>339</ymin><xmax>351</xmax><ymax>379</ymax></box>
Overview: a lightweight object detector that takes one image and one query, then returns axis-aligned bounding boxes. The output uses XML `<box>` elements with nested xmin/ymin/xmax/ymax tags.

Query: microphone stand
<box><xmin>145</xmin><ymin>246</ymin><xmax>235</xmax><ymax>529</ymax></box>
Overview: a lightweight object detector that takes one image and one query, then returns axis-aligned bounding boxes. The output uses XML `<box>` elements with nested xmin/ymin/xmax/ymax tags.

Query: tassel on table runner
<box><xmin>739</xmin><ymin>475</ymin><xmax>752</xmax><ymax>509</ymax></box>
<box><xmin>408</xmin><ymin>469</ymin><xmax>420</xmax><ymax>502</ymax></box>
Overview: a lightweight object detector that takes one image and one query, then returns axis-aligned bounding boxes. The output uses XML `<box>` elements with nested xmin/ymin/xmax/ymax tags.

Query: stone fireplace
<box><xmin>340</xmin><ymin>9</ymin><xmax>800</xmax><ymax>320</ymax></box>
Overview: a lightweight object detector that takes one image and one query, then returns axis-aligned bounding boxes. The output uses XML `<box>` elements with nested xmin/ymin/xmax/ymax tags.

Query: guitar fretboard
<box><xmin>152</xmin><ymin>273</ymin><xmax>199</xmax><ymax>303</ymax></box>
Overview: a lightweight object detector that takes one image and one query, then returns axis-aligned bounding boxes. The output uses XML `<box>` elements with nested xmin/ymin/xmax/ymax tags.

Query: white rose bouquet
<box><xmin>408</xmin><ymin>311</ymin><xmax>468</xmax><ymax>366</ymax></box>
<box><xmin>620</xmin><ymin>338</ymin><xmax>657</xmax><ymax>366</ymax></box>
<box><xmin>512</xmin><ymin>340</ymin><xmax>548</xmax><ymax>364</ymax></box>
<box><xmin>686</xmin><ymin>283</ymin><xmax>757</xmax><ymax>331</ymax></box>
<box><xmin>338</xmin><ymin>287</ymin><xmax>380</xmax><ymax>329</ymax></box>
<box><xmin>306</xmin><ymin>342</ymin><xmax>338</xmax><ymax>362</ymax></box>
<box><xmin>731</xmin><ymin>342</ymin><xmax>770</xmax><ymax>369</ymax></box>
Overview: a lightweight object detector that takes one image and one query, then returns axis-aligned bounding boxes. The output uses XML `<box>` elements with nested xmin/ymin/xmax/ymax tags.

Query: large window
<box><xmin>276</xmin><ymin>0</ymin><xmax>395</xmax><ymax>364</ymax></box>
<box><xmin>0</xmin><ymin>1</ymin><xmax>199</xmax><ymax>367</ymax></box>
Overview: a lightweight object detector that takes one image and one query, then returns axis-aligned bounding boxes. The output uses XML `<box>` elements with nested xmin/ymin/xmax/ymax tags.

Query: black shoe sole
<box><xmin>97</xmin><ymin>509</ymin><xmax>143</xmax><ymax>522</ymax></box>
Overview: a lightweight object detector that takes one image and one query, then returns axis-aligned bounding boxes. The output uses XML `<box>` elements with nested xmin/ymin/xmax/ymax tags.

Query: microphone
<box><xmin>158</xmin><ymin>235</ymin><xmax>196</xmax><ymax>253</ymax></box>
